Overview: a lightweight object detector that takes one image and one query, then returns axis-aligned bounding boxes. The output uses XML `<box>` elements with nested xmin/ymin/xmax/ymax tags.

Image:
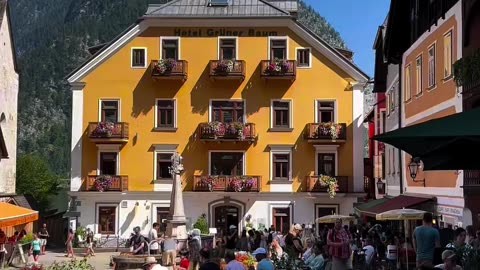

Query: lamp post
<box><xmin>408</xmin><ymin>157</ymin><xmax>425</xmax><ymax>187</ymax></box>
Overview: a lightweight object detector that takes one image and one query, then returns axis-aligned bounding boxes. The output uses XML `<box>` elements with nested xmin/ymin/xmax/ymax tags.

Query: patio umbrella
<box><xmin>372</xmin><ymin>108</ymin><xmax>480</xmax><ymax>169</ymax></box>
<box><xmin>375</xmin><ymin>208</ymin><xmax>426</xmax><ymax>221</ymax></box>
<box><xmin>316</xmin><ymin>214</ymin><xmax>354</xmax><ymax>223</ymax></box>
<box><xmin>375</xmin><ymin>209</ymin><xmax>427</xmax><ymax>270</ymax></box>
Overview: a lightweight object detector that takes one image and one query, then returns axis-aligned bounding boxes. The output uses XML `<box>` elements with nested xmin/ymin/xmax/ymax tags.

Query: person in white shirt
<box><xmin>363</xmin><ymin>239</ymin><xmax>375</xmax><ymax>266</ymax></box>
<box><xmin>435</xmin><ymin>250</ymin><xmax>463</xmax><ymax>270</ymax></box>
<box><xmin>149</xmin><ymin>223</ymin><xmax>161</xmax><ymax>255</ymax></box>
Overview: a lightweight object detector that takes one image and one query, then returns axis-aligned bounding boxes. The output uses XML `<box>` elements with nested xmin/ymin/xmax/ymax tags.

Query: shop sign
<box><xmin>174</xmin><ymin>28</ymin><xmax>278</xmax><ymax>37</ymax></box>
<box><xmin>437</xmin><ymin>205</ymin><xmax>463</xmax><ymax>217</ymax></box>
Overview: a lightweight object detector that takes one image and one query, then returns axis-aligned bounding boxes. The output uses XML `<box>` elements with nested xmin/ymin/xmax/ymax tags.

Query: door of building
<box><xmin>214</xmin><ymin>205</ymin><xmax>239</xmax><ymax>233</ymax></box>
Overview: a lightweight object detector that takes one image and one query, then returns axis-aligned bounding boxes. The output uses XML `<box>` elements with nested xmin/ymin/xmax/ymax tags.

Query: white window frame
<box><xmin>208</xmin><ymin>99</ymin><xmax>247</xmax><ymax>123</ymax></box>
<box><xmin>427</xmin><ymin>42</ymin><xmax>437</xmax><ymax>89</ymax></box>
<box><xmin>314</xmin><ymin>99</ymin><xmax>338</xmax><ymax>123</ymax></box>
<box><xmin>131</xmin><ymin>47</ymin><xmax>147</xmax><ymax>69</ymax></box>
<box><xmin>314</xmin><ymin>145</ymin><xmax>339</xmax><ymax>176</ymax></box>
<box><xmin>270</xmin><ymin>99</ymin><xmax>293</xmax><ymax>129</ymax></box>
<box><xmin>268</xmin><ymin>36</ymin><xmax>289</xmax><ymax>60</ymax></box>
<box><xmin>96</xmin><ymin>203</ymin><xmax>119</xmax><ymax>236</ymax></box>
<box><xmin>160</xmin><ymin>37</ymin><xmax>181</xmax><ymax>60</ymax></box>
<box><xmin>269</xmin><ymin>145</ymin><xmax>293</xmax><ymax>181</ymax></box>
<box><xmin>217</xmin><ymin>36</ymin><xmax>239</xmax><ymax>60</ymax></box>
<box><xmin>295</xmin><ymin>47</ymin><xmax>312</xmax><ymax>68</ymax></box>
<box><xmin>98</xmin><ymin>99</ymin><xmax>121</xmax><ymax>122</ymax></box>
<box><xmin>443</xmin><ymin>30</ymin><xmax>453</xmax><ymax>79</ymax></box>
<box><xmin>208</xmin><ymin>150</ymin><xmax>246</xmax><ymax>176</ymax></box>
<box><xmin>415</xmin><ymin>54</ymin><xmax>423</xmax><ymax>96</ymax></box>
<box><xmin>96</xmin><ymin>144</ymin><xmax>121</xmax><ymax>176</ymax></box>
<box><xmin>154</xmin><ymin>98</ymin><xmax>178</xmax><ymax>129</ymax></box>
<box><xmin>153</xmin><ymin>144</ymin><xmax>178</xmax><ymax>181</ymax></box>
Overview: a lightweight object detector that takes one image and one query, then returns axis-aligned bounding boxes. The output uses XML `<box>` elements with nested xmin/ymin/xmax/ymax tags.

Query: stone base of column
<box><xmin>166</xmin><ymin>222</ymin><xmax>188</xmax><ymax>250</ymax></box>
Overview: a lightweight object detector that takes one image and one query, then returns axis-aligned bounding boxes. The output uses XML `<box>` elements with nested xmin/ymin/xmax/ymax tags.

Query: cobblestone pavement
<box><xmin>5</xmin><ymin>250</ymin><xmax>116</xmax><ymax>269</ymax></box>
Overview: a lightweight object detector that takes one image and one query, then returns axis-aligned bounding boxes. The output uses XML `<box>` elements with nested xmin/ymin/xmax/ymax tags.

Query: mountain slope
<box><xmin>9</xmin><ymin>0</ymin><xmax>348</xmax><ymax>175</ymax></box>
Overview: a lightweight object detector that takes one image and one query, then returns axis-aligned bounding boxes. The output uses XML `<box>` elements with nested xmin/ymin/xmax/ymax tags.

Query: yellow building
<box><xmin>67</xmin><ymin>0</ymin><xmax>368</xmax><ymax>238</ymax></box>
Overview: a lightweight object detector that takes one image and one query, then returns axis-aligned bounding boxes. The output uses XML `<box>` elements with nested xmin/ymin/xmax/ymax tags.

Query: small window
<box><xmin>317</xmin><ymin>101</ymin><xmax>335</xmax><ymax>123</ymax></box>
<box><xmin>156</xmin><ymin>153</ymin><xmax>173</xmax><ymax>180</ymax></box>
<box><xmin>428</xmin><ymin>44</ymin><xmax>436</xmax><ymax>88</ymax></box>
<box><xmin>272</xmin><ymin>207</ymin><xmax>291</xmax><ymax>233</ymax></box>
<box><xmin>211</xmin><ymin>101</ymin><xmax>244</xmax><ymax>123</ymax></box>
<box><xmin>405</xmin><ymin>65</ymin><xmax>412</xmax><ymax>101</ymax></box>
<box><xmin>386</xmin><ymin>94</ymin><xmax>390</xmax><ymax>115</ymax></box>
<box><xmin>270</xmin><ymin>39</ymin><xmax>287</xmax><ymax>60</ymax></box>
<box><xmin>219</xmin><ymin>38</ymin><xmax>236</xmax><ymax>60</ymax></box>
<box><xmin>98</xmin><ymin>206</ymin><xmax>116</xmax><ymax>234</ymax></box>
<box><xmin>131</xmin><ymin>48</ymin><xmax>146</xmax><ymax>68</ymax></box>
<box><xmin>101</xmin><ymin>100</ymin><xmax>119</xmax><ymax>123</ymax></box>
<box><xmin>296</xmin><ymin>48</ymin><xmax>311</xmax><ymax>67</ymax></box>
<box><xmin>162</xmin><ymin>39</ymin><xmax>179</xmax><ymax>60</ymax></box>
<box><xmin>273</xmin><ymin>154</ymin><xmax>290</xmax><ymax>180</ymax></box>
<box><xmin>415</xmin><ymin>56</ymin><xmax>423</xmax><ymax>95</ymax></box>
<box><xmin>156</xmin><ymin>100</ymin><xmax>175</xmax><ymax>128</ymax></box>
<box><xmin>443</xmin><ymin>31</ymin><xmax>453</xmax><ymax>78</ymax></box>
<box><xmin>100</xmin><ymin>152</ymin><xmax>117</xmax><ymax>175</ymax></box>
<box><xmin>390</xmin><ymin>93</ymin><xmax>395</xmax><ymax>112</ymax></box>
<box><xmin>272</xmin><ymin>101</ymin><xmax>290</xmax><ymax>128</ymax></box>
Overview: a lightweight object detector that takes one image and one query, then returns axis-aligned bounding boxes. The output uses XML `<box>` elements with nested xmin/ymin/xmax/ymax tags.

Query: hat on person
<box><xmin>252</xmin><ymin>248</ymin><xmax>267</xmax><ymax>256</ymax></box>
<box><xmin>143</xmin><ymin>256</ymin><xmax>157</xmax><ymax>266</ymax></box>
<box><xmin>229</xmin><ymin>225</ymin><xmax>237</xmax><ymax>230</ymax></box>
<box><xmin>293</xmin><ymin>224</ymin><xmax>303</xmax><ymax>231</ymax></box>
<box><xmin>442</xmin><ymin>250</ymin><xmax>456</xmax><ymax>261</ymax></box>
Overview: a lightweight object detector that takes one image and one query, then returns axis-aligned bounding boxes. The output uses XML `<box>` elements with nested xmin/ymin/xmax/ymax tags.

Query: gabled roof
<box><xmin>0</xmin><ymin>1</ymin><xmax>6</xmax><ymax>28</ymax></box>
<box><xmin>0</xmin><ymin>125</ymin><xmax>8</xmax><ymax>159</ymax></box>
<box><xmin>144</xmin><ymin>0</ymin><xmax>290</xmax><ymax>18</ymax></box>
<box><xmin>0</xmin><ymin>0</ymin><xmax>18</xmax><ymax>72</ymax></box>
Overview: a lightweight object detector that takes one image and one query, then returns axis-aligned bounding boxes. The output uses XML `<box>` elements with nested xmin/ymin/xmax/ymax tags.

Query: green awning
<box><xmin>373</xmin><ymin>108</ymin><xmax>480</xmax><ymax>170</ymax></box>
<box><xmin>354</xmin><ymin>197</ymin><xmax>390</xmax><ymax>217</ymax></box>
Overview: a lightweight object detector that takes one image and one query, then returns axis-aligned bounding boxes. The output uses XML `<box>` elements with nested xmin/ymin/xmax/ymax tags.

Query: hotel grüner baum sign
<box><xmin>173</xmin><ymin>28</ymin><xmax>278</xmax><ymax>37</ymax></box>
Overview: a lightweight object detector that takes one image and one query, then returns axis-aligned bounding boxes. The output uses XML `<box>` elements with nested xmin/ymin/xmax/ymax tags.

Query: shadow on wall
<box><xmin>131</xmin><ymin>66</ymin><xmax>183</xmax><ymax>118</ymax></box>
<box><xmin>241</xmin><ymin>62</ymin><xmax>291</xmax><ymax>117</ymax></box>
<box><xmin>120</xmin><ymin>205</ymin><xmax>137</xmax><ymax>236</ymax></box>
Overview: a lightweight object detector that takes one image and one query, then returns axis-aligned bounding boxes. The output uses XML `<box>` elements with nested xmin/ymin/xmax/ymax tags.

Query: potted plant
<box><xmin>265</xmin><ymin>59</ymin><xmax>291</xmax><ymax>75</ymax></box>
<box><xmin>93</xmin><ymin>122</ymin><xmax>114</xmax><ymax>137</ymax></box>
<box><xmin>226</xmin><ymin>122</ymin><xmax>248</xmax><ymax>139</ymax></box>
<box><xmin>317</xmin><ymin>122</ymin><xmax>342</xmax><ymax>140</ymax></box>
<box><xmin>201</xmin><ymin>176</ymin><xmax>217</xmax><ymax>191</ymax></box>
<box><xmin>214</xmin><ymin>60</ymin><xmax>234</xmax><ymax>74</ymax></box>
<box><xmin>207</xmin><ymin>121</ymin><xmax>225</xmax><ymax>139</ymax></box>
<box><xmin>94</xmin><ymin>175</ymin><xmax>113</xmax><ymax>192</ymax></box>
<box><xmin>453</xmin><ymin>48</ymin><xmax>480</xmax><ymax>87</ymax></box>
<box><xmin>230</xmin><ymin>177</ymin><xmax>256</xmax><ymax>192</ymax></box>
<box><xmin>153</xmin><ymin>59</ymin><xmax>177</xmax><ymax>75</ymax></box>
<box><xmin>318</xmin><ymin>175</ymin><xmax>339</xmax><ymax>198</ymax></box>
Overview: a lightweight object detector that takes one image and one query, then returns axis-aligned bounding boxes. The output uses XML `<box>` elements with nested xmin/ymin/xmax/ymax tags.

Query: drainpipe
<box><xmin>398</xmin><ymin>58</ymin><xmax>404</xmax><ymax>194</ymax></box>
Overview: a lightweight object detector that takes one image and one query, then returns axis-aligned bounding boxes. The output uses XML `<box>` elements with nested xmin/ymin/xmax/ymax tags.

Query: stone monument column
<box><xmin>166</xmin><ymin>152</ymin><xmax>188</xmax><ymax>249</ymax></box>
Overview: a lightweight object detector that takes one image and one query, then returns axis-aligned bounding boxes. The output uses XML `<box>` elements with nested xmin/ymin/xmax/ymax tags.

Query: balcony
<box><xmin>209</xmin><ymin>60</ymin><xmax>246</xmax><ymax>81</ymax></box>
<box><xmin>464</xmin><ymin>170</ymin><xmax>480</xmax><ymax>187</ymax></box>
<box><xmin>193</xmin><ymin>175</ymin><xmax>261</xmax><ymax>192</ymax></box>
<box><xmin>151</xmin><ymin>60</ymin><xmax>188</xmax><ymax>80</ymax></box>
<box><xmin>260</xmin><ymin>60</ymin><xmax>296</xmax><ymax>81</ymax></box>
<box><xmin>198</xmin><ymin>122</ymin><xmax>256</xmax><ymax>143</ymax></box>
<box><xmin>88</xmin><ymin>122</ymin><xmax>129</xmax><ymax>143</ymax></box>
<box><xmin>305</xmin><ymin>176</ymin><xmax>349</xmax><ymax>193</ymax></box>
<box><xmin>304</xmin><ymin>123</ymin><xmax>347</xmax><ymax>143</ymax></box>
<box><xmin>83</xmin><ymin>175</ymin><xmax>128</xmax><ymax>192</ymax></box>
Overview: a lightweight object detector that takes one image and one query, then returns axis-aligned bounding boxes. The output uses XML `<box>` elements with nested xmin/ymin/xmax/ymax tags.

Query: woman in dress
<box><xmin>65</xmin><ymin>229</ymin><xmax>75</xmax><ymax>258</ymax></box>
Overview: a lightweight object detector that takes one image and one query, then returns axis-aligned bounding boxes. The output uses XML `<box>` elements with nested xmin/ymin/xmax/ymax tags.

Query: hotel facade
<box><xmin>66</xmin><ymin>0</ymin><xmax>368</xmax><ymax>239</ymax></box>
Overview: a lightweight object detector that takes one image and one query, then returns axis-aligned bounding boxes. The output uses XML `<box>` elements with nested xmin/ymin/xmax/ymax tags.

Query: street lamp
<box><xmin>408</xmin><ymin>157</ymin><xmax>425</xmax><ymax>186</ymax></box>
<box><xmin>376</xmin><ymin>179</ymin><xmax>385</xmax><ymax>195</ymax></box>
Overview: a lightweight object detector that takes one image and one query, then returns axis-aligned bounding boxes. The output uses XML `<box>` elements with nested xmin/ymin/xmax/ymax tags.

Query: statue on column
<box><xmin>166</xmin><ymin>152</ymin><xmax>188</xmax><ymax>247</ymax></box>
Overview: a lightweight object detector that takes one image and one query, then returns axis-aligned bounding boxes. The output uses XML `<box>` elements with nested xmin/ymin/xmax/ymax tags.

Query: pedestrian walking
<box><xmin>327</xmin><ymin>219</ymin><xmax>351</xmax><ymax>269</ymax></box>
<box><xmin>38</xmin><ymin>223</ymin><xmax>49</xmax><ymax>255</ymax></box>
<box><xmin>29</xmin><ymin>234</ymin><xmax>42</xmax><ymax>262</ymax></box>
<box><xmin>413</xmin><ymin>212</ymin><xmax>440</xmax><ymax>268</ymax></box>
<box><xmin>65</xmin><ymin>229</ymin><xmax>75</xmax><ymax>258</ymax></box>
<box><xmin>85</xmin><ymin>228</ymin><xmax>95</xmax><ymax>257</ymax></box>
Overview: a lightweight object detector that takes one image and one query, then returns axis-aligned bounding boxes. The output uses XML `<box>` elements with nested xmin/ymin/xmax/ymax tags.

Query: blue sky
<box><xmin>304</xmin><ymin>0</ymin><xmax>391</xmax><ymax>77</ymax></box>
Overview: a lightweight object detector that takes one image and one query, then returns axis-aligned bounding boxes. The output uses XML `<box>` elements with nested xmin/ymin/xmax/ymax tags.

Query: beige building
<box><xmin>0</xmin><ymin>0</ymin><xmax>19</xmax><ymax>196</ymax></box>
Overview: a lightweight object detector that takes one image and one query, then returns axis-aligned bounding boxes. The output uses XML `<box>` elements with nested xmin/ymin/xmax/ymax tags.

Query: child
<box><xmin>85</xmin><ymin>228</ymin><xmax>95</xmax><ymax>257</ymax></box>
<box><xmin>179</xmin><ymin>249</ymin><xmax>190</xmax><ymax>270</ymax></box>
<box><xmin>29</xmin><ymin>234</ymin><xmax>42</xmax><ymax>262</ymax></box>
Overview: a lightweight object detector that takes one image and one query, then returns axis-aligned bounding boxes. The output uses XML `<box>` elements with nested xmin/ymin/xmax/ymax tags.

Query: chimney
<box><xmin>336</xmin><ymin>48</ymin><xmax>354</xmax><ymax>62</ymax></box>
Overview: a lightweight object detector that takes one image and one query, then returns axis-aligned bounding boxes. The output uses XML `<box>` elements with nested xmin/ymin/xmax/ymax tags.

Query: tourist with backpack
<box><xmin>132</xmin><ymin>226</ymin><xmax>147</xmax><ymax>255</ymax></box>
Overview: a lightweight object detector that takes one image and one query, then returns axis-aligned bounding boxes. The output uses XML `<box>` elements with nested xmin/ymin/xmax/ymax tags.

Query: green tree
<box><xmin>16</xmin><ymin>154</ymin><xmax>61</xmax><ymax>211</ymax></box>
<box><xmin>193</xmin><ymin>214</ymin><xmax>209</xmax><ymax>235</ymax></box>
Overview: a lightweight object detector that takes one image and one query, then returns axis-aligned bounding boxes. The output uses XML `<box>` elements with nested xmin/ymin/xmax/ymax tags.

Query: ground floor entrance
<box><xmin>214</xmin><ymin>205</ymin><xmax>239</xmax><ymax>233</ymax></box>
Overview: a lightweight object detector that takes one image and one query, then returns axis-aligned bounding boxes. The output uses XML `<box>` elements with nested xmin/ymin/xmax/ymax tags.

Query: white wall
<box><xmin>0</xmin><ymin>9</ymin><xmax>19</xmax><ymax>194</ymax></box>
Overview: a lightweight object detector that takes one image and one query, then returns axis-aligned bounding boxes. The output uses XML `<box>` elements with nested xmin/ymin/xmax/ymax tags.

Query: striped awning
<box><xmin>0</xmin><ymin>202</ymin><xmax>38</xmax><ymax>227</ymax></box>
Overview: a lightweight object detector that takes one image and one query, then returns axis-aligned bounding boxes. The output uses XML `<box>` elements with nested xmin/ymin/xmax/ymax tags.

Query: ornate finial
<box><xmin>169</xmin><ymin>152</ymin><xmax>184</xmax><ymax>176</ymax></box>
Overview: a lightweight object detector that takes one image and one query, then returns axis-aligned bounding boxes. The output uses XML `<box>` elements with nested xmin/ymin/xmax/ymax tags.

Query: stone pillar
<box><xmin>166</xmin><ymin>153</ymin><xmax>188</xmax><ymax>249</ymax></box>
